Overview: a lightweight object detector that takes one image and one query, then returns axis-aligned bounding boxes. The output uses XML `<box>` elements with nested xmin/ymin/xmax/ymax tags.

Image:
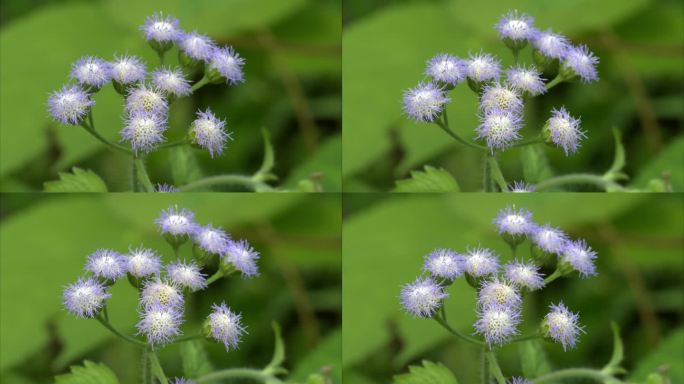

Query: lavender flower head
<box><xmin>223</xmin><ymin>239</ymin><xmax>260</xmax><ymax>278</ymax></box>
<box><xmin>563</xmin><ymin>45</ymin><xmax>599</xmax><ymax>83</ymax></box>
<box><xmin>402</xmin><ymin>82</ymin><xmax>450</xmax><ymax>123</ymax></box>
<box><xmin>509</xmin><ymin>181</ymin><xmax>535</xmax><ymax>193</ymax></box>
<box><xmin>48</xmin><ymin>85</ymin><xmax>95</xmax><ymax>125</ymax></box>
<box><xmin>190</xmin><ymin>108</ymin><xmax>231</xmax><ymax>158</ymax></box>
<box><xmin>141</xmin><ymin>12</ymin><xmax>181</xmax><ymax>43</ymax></box>
<box><xmin>400</xmin><ymin>277</ymin><xmax>448</xmax><ymax>318</ymax></box>
<box><xmin>155</xmin><ymin>184</ymin><xmax>179</xmax><ymax>193</ymax></box>
<box><xmin>533</xmin><ymin>29</ymin><xmax>570</xmax><ymax>59</ymax></box>
<box><xmin>494</xmin><ymin>206</ymin><xmax>534</xmax><ymax>237</ymax></box>
<box><xmin>478</xmin><ymin>278</ymin><xmax>521</xmax><ymax>309</ymax></box>
<box><xmin>496</xmin><ymin>11</ymin><xmax>535</xmax><ymax>42</ymax></box>
<box><xmin>463</xmin><ymin>247</ymin><xmax>499</xmax><ymax>277</ymax></box>
<box><xmin>156</xmin><ymin>206</ymin><xmax>196</xmax><ymax>237</ymax></box>
<box><xmin>509</xmin><ymin>378</ymin><xmax>532</xmax><ymax>384</ymax></box>
<box><xmin>543</xmin><ymin>302</ymin><xmax>584</xmax><ymax>351</ymax></box>
<box><xmin>476</xmin><ymin>109</ymin><xmax>523</xmax><ymax>151</ymax></box>
<box><xmin>466</xmin><ymin>53</ymin><xmax>501</xmax><ymax>83</ymax></box>
<box><xmin>125</xmin><ymin>85</ymin><xmax>168</xmax><ymax>116</ymax></box>
<box><xmin>545</xmin><ymin>106</ymin><xmax>585</xmax><ymax>155</ymax></box>
<box><xmin>504</xmin><ymin>260</ymin><xmax>545</xmax><ymax>290</ymax></box>
<box><xmin>70</xmin><ymin>56</ymin><xmax>111</xmax><ymax>88</ymax></box>
<box><xmin>63</xmin><ymin>278</ymin><xmax>111</xmax><ymax>318</ymax></box>
<box><xmin>562</xmin><ymin>239</ymin><xmax>598</xmax><ymax>277</ymax></box>
<box><xmin>86</xmin><ymin>249</ymin><xmax>126</xmax><ymax>281</ymax></box>
<box><xmin>137</xmin><ymin>303</ymin><xmax>183</xmax><ymax>346</ymax></box>
<box><xmin>140</xmin><ymin>278</ymin><xmax>184</xmax><ymax>309</ymax></box>
<box><xmin>152</xmin><ymin>67</ymin><xmax>192</xmax><ymax>97</ymax></box>
<box><xmin>171</xmin><ymin>379</ymin><xmax>196</xmax><ymax>384</ymax></box>
<box><xmin>120</xmin><ymin>111</ymin><xmax>167</xmax><ymax>154</ymax></box>
<box><xmin>179</xmin><ymin>31</ymin><xmax>216</xmax><ymax>61</ymax></box>
<box><xmin>167</xmin><ymin>260</ymin><xmax>207</xmax><ymax>291</ymax></box>
<box><xmin>194</xmin><ymin>224</ymin><xmax>231</xmax><ymax>255</ymax></box>
<box><xmin>425</xmin><ymin>54</ymin><xmax>466</xmax><ymax>86</ymax></box>
<box><xmin>506</xmin><ymin>65</ymin><xmax>546</xmax><ymax>96</ymax></box>
<box><xmin>531</xmin><ymin>224</ymin><xmax>568</xmax><ymax>255</ymax></box>
<box><xmin>110</xmin><ymin>55</ymin><xmax>146</xmax><ymax>85</ymax></box>
<box><xmin>206</xmin><ymin>303</ymin><xmax>246</xmax><ymax>351</ymax></box>
<box><xmin>126</xmin><ymin>247</ymin><xmax>162</xmax><ymax>278</ymax></box>
<box><xmin>474</xmin><ymin>304</ymin><xmax>520</xmax><ymax>346</ymax></box>
<box><xmin>208</xmin><ymin>46</ymin><xmax>246</xmax><ymax>84</ymax></box>
<box><xmin>423</xmin><ymin>248</ymin><xmax>463</xmax><ymax>280</ymax></box>
<box><xmin>480</xmin><ymin>83</ymin><xmax>523</xmax><ymax>114</ymax></box>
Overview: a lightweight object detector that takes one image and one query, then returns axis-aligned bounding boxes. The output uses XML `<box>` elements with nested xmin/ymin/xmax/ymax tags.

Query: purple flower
<box><xmin>533</xmin><ymin>29</ymin><xmax>570</xmax><ymax>60</ymax></box>
<box><xmin>206</xmin><ymin>302</ymin><xmax>246</xmax><ymax>351</ymax></box>
<box><xmin>223</xmin><ymin>240</ymin><xmax>260</xmax><ymax>278</ymax></box>
<box><xmin>466</xmin><ymin>52</ymin><xmax>501</xmax><ymax>83</ymax></box>
<box><xmin>506</xmin><ymin>65</ymin><xmax>546</xmax><ymax>96</ymax></box>
<box><xmin>476</xmin><ymin>109</ymin><xmax>523</xmax><ymax>151</ymax></box>
<box><xmin>474</xmin><ymin>304</ymin><xmax>520</xmax><ymax>346</ymax></box>
<box><xmin>110</xmin><ymin>55</ymin><xmax>146</xmax><ymax>85</ymax></box>
<box><xmin>563</xmin><ymin>45</ymin><xmax>599</xmax><ymax>83</ymax></box>
<box><xmin>140</xmin><ymin>278</ymin><xmax>184</xmax><ymax>309</ymax></box>
<box><xmin>154</xmin><ymin>184</ymin><xmax>179</xmax><ymax>193</ymax></box>
<box><xmin>531</xmin><ymin>224</ymin><xmax>568</xmax><ymax>255</ymax></box>
<box><xmin>509</xmin><ymin>378</ymin><xmax>531</xmax><ymax>384</ymax></box>
<box><xmin>86</xmin><ymin>249</ymin><xmax>126</xmax><ymax>281</ymax></box>
<box><xmin>137</xmin><ymin>303</ymin><xmax>183</xmax><ymax>346</ymax></box>
<box><xmin>167</xmin><ymin>260</ymin><xmax>207</xmax><ymax>291</ymax></box>
<box><xmin>425</xmin><ymin>54</ymin><xmax>466</xmax><ymax>86</ymax></box>
<box><xmin>63</xmin><ymin>278</ymin><xmax>110</xmax><ymax>318</ymax></box>
<box><xmin>126</xmin><ymin>247</ymin><xmax>162</xmax><ymax>278</ymax></box>
<box><xmin>171</xmin><ymin>379</ymin><xmax>196</xmax><ymax>384</ymax></box>
<box><xmin>480</xmin><ymin>83</ymin><xmax>523</xmax><ymax>114</ymax></box>
<box><xmin>208</xmin><ymin>46</ymin><xmax>246</xmax><ymax>84</ymax></box>
<box><xmin>494</xmin><ymin>206</ymin><xmax>534</xmax><ymax>237</ymax></box>
<box><xmin>179</xmin><ymin>31</ymin><xmax>216</xmax><ymax>61</ymax></box>
<box><xmin>463</xmin><ymin>247</ymin><xmax>499</xmax><ymax>277</ymax></box>
<box><xmin>495</xmin><ymin>11</ymin><xmax>535</xmax><ymax>42</ymax></box>
<box><xmin>152</xmin><ymin>67</ymin><xmax>192</xmax><ymax>97</ymax></box>
<box><xmin>125</xmin><ymin>85</ymin><xmax>168</xmax><ymax>116</ymax></box>
<box><xmin>562</xmin><ymin>239</ymin><xmax>598</xmax><ymax>277</ymax></box>
<box><xmin>400</xmin><ymin>277</ymin><xmax>448</xmax><ymax>318</ymax></box>
<box><xmin>543</xmin><ymin>302</ymin><xmax>584</xmax><ymax>351</ymax></box>
<box><xmin>120</xmin><ymin>111</ymin><xmax>167</xmax><ymax>154</ymax></box>
<box><xmin>508</xmin><ymin>181</ymin><xmax>535</xmax><ymax>193</ymax></box>
<box><xmin>156</xmin><ymin>206</ymin><xmax>197</xmax><ymax>237</ymax></box>
<box><xmin>423</xmin><ymin>248</ymin><xmax>464</xmax><ymax>280</ymax></box>
<box><xmin>70</xmin><ymin>56</ymin><xmax>111</xmax><ymax>88</ymax></box>
<box><xmin>190</xmin><ymin>109</ymin><xmax>231</xmax><ymax>158</ymax></box>
<box><xmin>478</xmin><ymin>278</ymin><xmax>521</xmax><ymax>309</ymax></box>
<box><xmin>141</xmin><ymin>12</ymin><xmax>181</xmax><ymax>43</ymax></box>
<box><xmin>47</xmin><ymin>85</ymin><xmax>95</xmax><ymax>125</ymax></box>
<box><xmin>504</xmin><ymin>260</ymin><xmax>545</xmax><ymax>290</ymax></box>
<box><xmin>194</xmin><ymin>224</ymin><xmax>231</xmax><ymax>255</ymax></box>
<box><xmin>402</xmin><ymin>82</ymin><xmax>450</xmax><ymax>123</ymax></box>
<box><xmin>545</xmin><ymin>106</ymin><xmax>585</xmax><ymax>155</ymax></box>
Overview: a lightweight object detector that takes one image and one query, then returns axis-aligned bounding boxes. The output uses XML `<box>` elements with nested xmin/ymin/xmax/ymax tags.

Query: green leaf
<box><xmin>54</xmin><ymin>361</ymin><xmax>119</xmax><ymax>384</ymax></box>
<box><xmin>630</xmin><ymin>328</ymin><xmax>684</xmax><ymax>383</ymax></box>
<box><xmin>394</xmin><ymin>166</ymin><xmax>459</xmax><ymax>192</ymax></box>
<box><xmin>632</xmin><ymin>136</ymin><xmax>684</xmax><ymax>192</ymax></box>
<box><xmin>180</xmin><ymin>340</ymin><xmax>213</xmax><ymax>379</ymax></box>
<box><xmin>290</xmin><ymin>330</ymin><xmax>341</xmax><ymax>384</ymax></box>
<box><xmin>170</xmin><ymin>146</ymin><xmax>203</xmax><ymax>186</ymax></box>
<box><xmin>285</xmin><ymin>136</ymin><xmax>342</xmax><ymax>192</ymax></box>
<box><xmin>43</xmin><ymin>167</ymin><xmax>108</xmax><ymax>192</ymax></box>
<box><xmin>264</xmin><ymin>322</ymin><xmax>286</xmax><ymax>375</ymax></box>
<box><xmin>604</xmin><ymin>322</ymin><xmax>625</xmax><ymax>373</ymax></box>
<box><xmin>257</xmin><ymin>128</ymin><xmax>277</xmax><ymax>179</ymax></box>
<box><xmin>519</xmin><ymin>340</ymin><xmax>552</xmax><ymax>378</ymax></box>
<box><xmin>521</xmin><ymin>145</ymin><xmax>553</xmax><ymax>184</ymax></box>
<box><xmin>393</xmin><ymin>360</ymin><xmax>458</xmax><ymax>384</ymax></box>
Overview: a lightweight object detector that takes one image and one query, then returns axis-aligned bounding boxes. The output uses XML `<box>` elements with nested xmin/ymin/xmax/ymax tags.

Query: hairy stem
<box><xmin>95</xmin><ymin>315</ymin><xmax>146</xmax><ymax>347</ymax></box>
<box><xmin>535</xmin><ymin>174</ymin><xmax>626</xmax><ymax>192</ymax></box>
<box><xmin>486</xmin><ymin>351</ymin><xmax>506</xmax><ymax>384</ymax></box>
<box><xmin>532</xmin><ymin>368</ymin><xmax>616</xmax><ymax>383</ymax></box>
<box><xmin>179</xmin><ymin>174</ymin><xmax>273</xmax><ymax>192</ymax></box>
<box><xmin>481</xmin><ymin>346</ymin><xmax>489</xmax><ymax>384</ymax></box>
<box><xmin>433</xmin><ymin>316</ymin><xmax>485</xmax><ymax>346</ymax></box>
<box><xmin>487</xmin><ymin>155</ymin><xmax>509</xmax><ymax>191</ymax></box>
<box><xmin>133</xmin><ymin>157</ymin><xmax>155</xmax><ymax>192</ymax></box>
<box><xmin>141</xmin><ymin>347</ymin><xmax>151</xmax><ymax>384</ymax></box>
<box><xmin>196</xmin><ymin>369</ymin><xmax>282</xmax><ymax>383</ymax></box>
<box><xmin>149</xmin><ymin>350</ymin><xmax>168</xmax><ymax>384</ymax></box>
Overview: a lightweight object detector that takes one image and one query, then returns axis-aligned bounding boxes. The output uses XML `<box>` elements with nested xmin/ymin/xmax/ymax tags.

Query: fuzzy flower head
<box><xmin>190</xmin><ymin>109</ymin><xmax>231</xmax><ymax>158</ymax></box>
<box><xmin>496</xmin><ymin>11</ymin><xmax>535</xmax><ymax>42</ymax></box>
<box><xmin>545</xmin><ymin>107</ymin><xmax>585</xmax><ymax>155</ymax></box>
<box><xmin>63</xmin><ymin>278</ymin><xmax>111</xmax><ymax>318</ymax></box>
<box><xmin>400</xmin><ymin>277</ymin><xmax>448</xmax><ymax>318</ymax></box>
<box><xmin>179</xmin><ymin>31</ymin><xmax>216</xmax><ymax>61</ymax></box>
<box><xmin>155</xmin><ymin>184</ymin><xmax>179</xmax><ymax>193</ymax></box>
<box><xmin>480</xmin><ymin>83</ymin><xmax>523</xmax><ymax>114</ymax></box>
<box><xmin>563</xmin><ymin>45</ymin><xmax>599</xmax><ymax>83</ymax></box>
<box><xmin>425</xmin><ymin>54</ymin><xmax>466</xmax><ymax>86</ymax></box>
<box><xmin>509</xmin><ymin>181</ymin><xmax>535</xmax><ymax>193</ymax></box>
<box><xmin>167</xmin><ymin>260</ymin><xmax>207</xmax><ymax>291</ymax></box>
<box><xmin>156</xmin><ymin>206</ymin><xmax>197</xmax><ymax>237</ymax></box>
<box><xmin>86</xmin><ymin>249</ymin><xmax>126</xmax><ymax>281</ymax></box>
<box><xmin>476</xmin><ymin>109</ymin><xmax>523</xmax><ymax>151</ymax></box>
<box><xmin>171</xmin><ymin>379</ymin><xmax>196</xmax><ymax>384</ymax></box>
<box><xmin>533</xmin><ymin>29</ymin><xmax>570</xmax><ymax>59</ymax></box>
<box><xmin>509</xmin><ymin>378</ymin><xmax>532</xmax><ymax>384</ymax></box>
<box><xmin>137</xmin><ymin>303</ymin><xmax>183</xmax><ymax>346</ymax></box>
<box><xmin>466</xmin><ymin>53</ymin><xmax>501</xmax><ymax>83</ymax></box>
<box><xmin>463</xmin><ymin>247</ymin><xmax>499</xmax><ymax>277</ymax></box>
<box><xmin>208</xmin><ymin>46</ymin><xmax>246</xmax><ymax>84</ymax></box>
<box><xmin>506</xmin><ymin>65</ymin><xmax>546</xmax><ymax>96</ymax></box>
<box><xmin>562</xmin><ymin>239</ymin><xmax>598</xmax><ymax>278</ymax></box>
<box><xmin>70</xmin><ymin>56</ymin><xmax>111</xmax><ymax>88</ymax></box>
<box><xmin>402</xmin><ymin>82</ymin><xmax>450</xmax><ymax>123</ymax></box>
<box><xmin>110</xmin><ymin>55</ymin><xmax>146</xmax><ymax>85</ymax></box>
<box><xmin>543</xmin><ymin>302</ymin><xmax>584</xmax><ymax>351</ymax></box>
<box><xmin>48</xmin><ymin>85</ymin><xmax>95</xmax><ymax>125</ymax></box>
<box><xmin>494</xmin><ymin>206</ymin><xmax>534</xmax><ymax>237</ymax></box>
<box><xmin>125</xmin><ymin>85</ymin><xmax>168</xmax><ymax>116</ymax></box>
<box><xmin>423</xmin><ymin>248</ymin><xmax>464</xmax><ymax>280</ymax></box>
<box><xmin>140</xmin><ymin>278</ymin><xmax>184</xmax><ymax>309</ymax></box>
<box><xmin>205</xmin><ymin>303</ymin><xmax>246</xmax><ymax>351</ymax></box>
<box><xmin>504</xmin><ymin>260</ymin><xmax>545</xmax><ymax>290</ymax></box>
<box><xmin>141</xmin><ymin>12</ymin><xmax>181</xmax><ymax>43</ymax></box>
<box><xmin>531</xmin><ymin>224</ymin><xmax>568</xmax><ymax>255</ymax></box>
<box><xmin>223</xmin><ymin>240</ymin><xmax>260</xmax><ymax>278</ymax></box>
<box><xmin>478</xmin><ymin>278</ymin><xmax>521</xmax><ymax>309</ymax></box>
<box><xmin>194</xmin><ymin>224</ymin><xmax>231</xmax><ymax>256</ymax></box>
<box><xmin>152</xmin><ymin>67</ymin><xmax>192</xmax><ymax>97</ymax></box>
<box><xmin>126</xmin><ymin>247</ymin><xmax>162</xmax><ymax>278</ymax></box>
<box><xmin>120</xmin><ymin>111</ymin><xmax>167</xmax><ymax>154</ymax></box>
<box><xmin>474</xmin><ymin>304</ymin><xmax>520</xmax><ymax>346</ymax></box>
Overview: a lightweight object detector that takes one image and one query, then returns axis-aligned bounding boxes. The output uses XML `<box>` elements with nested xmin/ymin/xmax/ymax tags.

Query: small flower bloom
<box><xmin>546</xmin><ymin>107</ymin><xmax>585</xmax><ymax>155</ymax></box>
<box><xmin>137</xmin><ymin>303</ymin><xmax>183</xmax><ymax>346</ymax></box>
<box><xmin>125</xmin><ymin>85</ymin><xmax>168</xmax><ymax>116</ymax></box>
<box><xmin>480</xmin><ymin>83</ymin><xmax>523</xmax><ymax>114</ymax></box>
<box><xmin>563</xmin><ymin>45</ymin><xmax>599</xmax><ymax>83</ymax></box>
<box><xmin>400</xmin><ymin>277</ymin><xmax>448</xmax><ymax>318</ymax></box>
<box><xmin>423</xmin><ymin>248</ymin><xmax>464</xmax><ymax>280</ymax></box>
<box><xmin>120</xmin><ymin>111</ymin><xmax>167</xmax><ymax>153</ymax></box>
<box><xmin>167</xmin><ymin>260</ymin><xmax>207</xmax><ymax>291</ymax></box>
<box><xmin>474</xmin><ymin>304</ymin><xmax>520</xmax><ymax>345</ymax></box>
<box><xmin>463</xmin><ymin>247</ymin><xmax>499</xmax><ymax>277</ymax></box>
<box><xmin>476</xmin><ymin>109</ymin><xmax>523</xmax><ymax>151</ymax></box>
<box><xmin>506</xmin><ymin>65</ymin><xmax>546</xmax><ymax>96</ymax></box>
<box><xmin>110</xmin><ymin>55</ymin><xmax>146</xmax><ymax>85</ymax></box>
<box><xmin>190</xmin><ymin>109</ymin><xmax>231</xmax><ymax>158</ymax></box>
<box><xmin>466</xmin><ymin>52</ymin><xmax>501</xmax><ymax>83</ymax></box>
<box><xmin>478</xmin><ymin>278</ymin><xmax>521</xmax><ymax>309</ymax></box>
<box><xmin>543</xmin><ymin>302</ymin><xmax>584</xmax><ymax>351</ymax></box>
<box><xmin>152</xmin><ymin>67</ymin><xmax>192</xmax><ymax>97</ymax></box>
<box><xmin>533</xmin><ymin>29</ymin><xmax>570</xmax><ymax>59</ymax></box>
<box><xmin>141</xmin><ymin>12</ymin><xmax>181</xmax><ymax>43</ymax></box>
<box><xmin>425</xmin><ymin>54</ymin><xmax>466</xmax><ymax>86</ymax></box>
<box><xmin>194</xmin><ymin>224</ymin><xmax>231</xmax><ymax>255</ymax></box>
<box><xmin>63</xmin><ymin>278</ymin><xmax>111</xmax><ymax>318</ymax></box>
<box><xmin>156</xmin><ymin>206</ymin><xmax>197</xmax><ymax>237</ymax></box>
<box><xmin>171</xmin><ymin>379</ymin><xmax>196</xmax><ymax>384</ymax></box>
<box><xmin>140</xmin><ymin>278</ymin><xmax>184</xmax><ymax>309</ymax></box>
<box><xmin>48</xmin><ymin>85</ymin><xmax>95</xmax><ymax>125</ymax></box>
<box><xmin>504</xmin><ymin>260</ymin><xmax>545</xmax><ymax>290</ymax></box>
<box><xmin>179</xmin><ymin>31</ymin><xmax>216</xmax><ymax>61</ymax></box>
<box><xmin>494</xmin><ymin>206</ymin><xmax>534</xmax><ymax>237</ymax></box>
<box><xmin>496</xmin><ymin>11</ymin><xmax>535</xmax><ymax>41</ymax></box>
<box><xmin>126</xmin><ymin>247</ymin><xmax>162</xmax><ymax>278</ymax></box>
<box><xmin>531</xmin><ymin>224</ymin><xmax>568</xmax><ymax>255</ymax></box>
<box><xmin>208</xmin><ymin>46</ymin><xmax>246</xmax><ymax>84</ymax></box>
<box><xmin>70</xmin><ymin>56</ymin><xmax>111</xmax><ymax>88</ymax></box>
<box><xmin>206</xmin><ymin>303</ymin><xmax>246</xmax><ymax>351</ymax></box>
<box><xmin>562</xmin><ymin>239</ymin><xmax>598</xmax><ymax>277</ymax></box>
<box><xmin>402</xmin><ymin>82</ymin><xmax>450</xmax><ymax>123</ymax></box>
<box><xmin>508</xmin><ymin>181</ymin><xmax>535</xmax><ymax>193</ymax></box>
<box><xmin>508</xmin><ymin>378</ymin><xmax>532</xmax><ymax>384</ymax></box>
<box><xmin>224</xmin><ymin>240</ymin><xmax>260</xmax><ymax>278</ymax></box>
<box><xmin>154</xmin><ymin>183</ymin><xmax>179</xmax><ymax>193</ymax></box>
<box><xmin>86</xmin><ymin>249</ymin><xmax>126</xmax><ymax>280</ymax></box>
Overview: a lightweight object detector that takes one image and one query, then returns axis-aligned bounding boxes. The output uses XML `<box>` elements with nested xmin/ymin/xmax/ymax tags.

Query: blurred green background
<box><xmin>343</xmin><ymin>194</ymin><xmax>684</xmax><ymax>382</ymax></box>
<box><xmin>0</xmin><ymin>193</ymin><xmax>341</xmax><ymax>383</ymax></box>
<box><xmin>342</xmin><ymin>0</ymin><xmax>684</xmax><ymax>192</ymax></box>
<box><xmin>0</xmin><ymin>0</ymin><xmax>341</xmax><ymax>192</ymax></box>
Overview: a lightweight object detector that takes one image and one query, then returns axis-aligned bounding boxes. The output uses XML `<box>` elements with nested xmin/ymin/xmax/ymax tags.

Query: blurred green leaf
<box><xmin>43</xmin><ymin>167</ymin><xmax>108</xmax><ymax>192</ymax></box>
<box><xmin>629</xmin><ymin>328</ymin><xmax>684</xmax><ymax>383</ymax></box>
<box><xmin>54</xmin><ymin>361</ymin><xmax>119</xmax><ymax>384</ymax></box>
<box><xmin>290</xmin><ymin>330</ymin><xmax>341</xmax><ymax>384</ymax></box>
<box><xmin>632</xmin><ymin>136</ymin><xmax>684</xmax><ymax>192</ymax></box>
<box><xmin>394</xmin><ymin>166</ymin><xmax>460</xmax><ymax>193</ymax></box>
<box><xmin>284</xmin><ymin>136</ymin><xmax>342</xmax><ymax>192</ymax></box>
<box><xmin>180</xmin><ymin>340</ymin><xmax>213</xmax><ymax>379</ymax></box>
<box><xmin>393</xmin><ymin>360</ymin><xmax>458</xmax><ymax>384</ymax></box>
<box><xmin>170</xmin><ymin>146</ymin><xmax>203</xmax><ymax>186</ymax></box>
<box><xmin>604</xmin><ymin>322</ymin><xmax>625</xmax><ymax>374</ymax></box>
<box><xmin>519</xmin><ymin>340</ymin><xmax>552</xmax><ymax>378</ymax></box>
<box><xmin>265</xmin><ymin>322</ymin><xmax>286</xmax><ymax>374</ymax></box>
<box><xmin>606</xmin><ymin>128</ymin><xmax>627</xmax><ymax>177</ymax></box>
<box><xmin>258</xmin><ymin>128</ymin><xmax>277</xmax><ymax>178</ymax></box>
<box><xmin>520</xmin><ymin>145</ymin><xmax>554</xmax><ymax>184</ymax></box>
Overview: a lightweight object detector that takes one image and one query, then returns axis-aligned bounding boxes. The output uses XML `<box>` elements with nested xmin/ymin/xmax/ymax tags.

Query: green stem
<box><xmin>172</xmin><ymin>334</ymin><xmax>203</xmax><ymax>344</ymax></box>
<box><xmin>205</xmin><ymin>270</ymin><xmax>224</xmax><ymax>285</ymax></box>
<box><xmin>535</xmin><ymin>174</ymin><xmax>626</xmax><ymax>192</ymax></box>
<box><xmin>196</xmin><ymin>369</ymin><xmax>282</xmax><ymax>383</ymax></box>
<box><xmin>95</xmin><ymin>315</ymin><xmax>146</xmax><ymax>347</ymax></box>
<box><xmin>486</xmin><ymin>351</ymin><xmax>506</xmax><ymax>384</ymax></box>
<box><xmin>511</xmin><ymin>137</ymin><xmax>545</xmax><ymax>148</ymax></box>
<box><xmin>509</xmin><ymin>244</ymin><xmax>517</xmax><ymax>258</ymax></box>
<box><xmin>133</xmin><ymin>157</ymin><xmax>155</xmax><ymax>192</ymax></box>
<box><xmin>481</xmin><ymin>346</ymin><xmax>489</xmax><ymax>384</ymax></box>
<box><xmin>487</xmin><ymin>155</ymin><xmax>508</xmax><ymax>192</ymax></box>
<box><xmin>435</xmin><ymin>110</ymin><xmax>487</xmax><ymax>150</ymax></box>
<box><xmin>142</xmin><ymin>347</ymin><xmax>151</xmax><ymax>384</ymax></box>
<box><xmin>510</xmin><ymin>333</ymin><xmax>541</xmax><ymax>343</ymax></box>
<box><xmin>191</xmin><ymin>76</ymin><xmax>210</xmax><ymax>93</ymax></box>
<box><xmin>545</xmin><ymin>74</ymin><xmax>563</xmax><ymax>90</ymax></box>
<box><xmin>544</xmin><ymin>269</ymin><xmax>563</xmax><ymax>285</ymax></box>
<box><xmin>532</xmin><ymin>368</ymin><xmax>616</xmax><ymax>383</ymax></box>
<box><xmin>156</xmin><ymin>138</ymin><xmax>189</xmax><ymax>150</ymax></box>
<box><xmin>157</xmin><ymin>51</ymin><xmax>165</xmax><ymax>66</ymax></box>
<box><xmin>433</xmin><ymin>316</ymin><xmax>485</xmax><ymax>346</ymax></box>
<box><xmin>103</xmin><ymin>305</ymin><xmax>109</xmax><ymax>322</ymax></box>
<box><xmin>483</xmin><ymin>154</ymin><xmax>491</xmax><ymax>192</ymax></box>
<box><xmin>80</xmin><ymin>122</ymin><xmax>132</xmax><ymax>155</ymax></box>
<box><xmin>149</xmin><ymin>350</ymin><xmax>168</xmax><ymax>384</ymax></box>
<box><xmin>178</xmin><ymin>175</ymin><xmax>273</xmax><ymax>192</ymax></box>
<box><xmin>512</xmin><ymin>49</ymin><xmax>520</xmax><ymax>64</ymax></box>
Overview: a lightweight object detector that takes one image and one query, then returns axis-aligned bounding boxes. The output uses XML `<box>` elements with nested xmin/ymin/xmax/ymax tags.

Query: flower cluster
<box><xmin>402</xmin><ymin>10</ymin><xmax>598</xmax><ymax>154</ymax></box>
<box><xmin>62</xmin><ymin>204</ymin><xmax>259</xmax><ymax>350</ymax></box>
<box><xmin>400</xmin><ymin>204</ymin><xmax>596</xmax><ymax>350</ymax></box>
<box><xmin>47</xmin><ymin>12</ymin><xmax>240</xmax><ymax>157</ymax></box>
